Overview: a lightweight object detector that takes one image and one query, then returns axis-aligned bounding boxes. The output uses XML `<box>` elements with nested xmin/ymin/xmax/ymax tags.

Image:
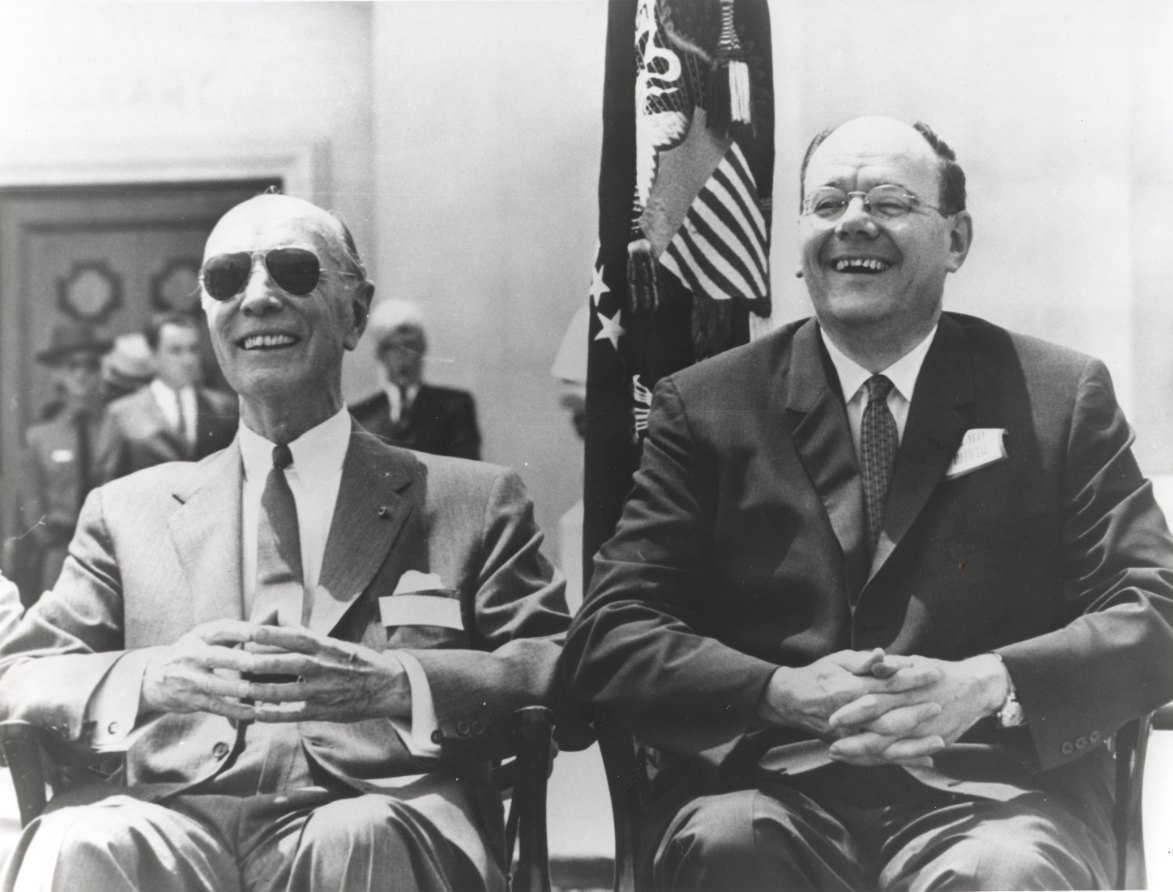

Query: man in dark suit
<box><xmin>97</xmin><ymin>312</ymin><xmax>238</xmax><ymax>482</ymax></box>
<box><xmin>0</xmin><ymin>194</ymin><xmax>581</xmax><ymax>892</ymax></box>
<box><xmin>350</xmin><ymin>300</ymin><xmax>481</xmax><ymax>460</ymax></box>
<box><xmin>563</xmin><ymin>116</ymin><xmax>1173</xmax><ymax>890</ymax></box>
<box><xmin>7</xmin><ymin>323</ymin><xmax>112</xmax><ymax>601</ymax></box>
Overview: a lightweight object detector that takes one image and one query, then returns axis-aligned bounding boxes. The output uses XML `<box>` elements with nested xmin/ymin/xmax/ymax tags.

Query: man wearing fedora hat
<box><xmin>7</xmin><ymin>321</ymin><xmax>113</xmax><ymax>603</ymax></box>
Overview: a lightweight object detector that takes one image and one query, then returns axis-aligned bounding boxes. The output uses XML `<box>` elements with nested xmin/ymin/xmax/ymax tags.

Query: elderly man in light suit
<box><xmin>0</xmin><ymin>194</ymin><xmax>580</xmax><ymax>892</ymax></box>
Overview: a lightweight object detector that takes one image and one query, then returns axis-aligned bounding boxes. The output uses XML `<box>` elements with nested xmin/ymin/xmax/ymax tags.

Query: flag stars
<box><xmin>587</xmin><ymin>264</ymin><xmax>610</xmax><ymax>304</ymax></box>
<box><xmin>594</xmin><ymin>306</ymin><xmax>625</xmax><ymax>352</ymax></box>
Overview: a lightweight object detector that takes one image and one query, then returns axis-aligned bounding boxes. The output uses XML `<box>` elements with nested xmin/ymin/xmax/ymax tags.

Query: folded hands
<box><xmin>757</xmin><ymin>648</ymin><xmax>1010</xmax><ymax>768</ymax></box>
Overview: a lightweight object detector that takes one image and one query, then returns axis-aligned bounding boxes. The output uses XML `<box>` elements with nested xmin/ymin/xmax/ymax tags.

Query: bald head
<box><xmin>801</xmin><ymin>117</ymin><xmax>966</xmax><ymax>216</ymax></box>
<box><xmin>199</xmin><ymin>193</ymin><xmax>374</xmax><ymax>443</ymax></box>
<box><xmin>796</xmin><ymin>115</ymin><xmax>974</xmax><ymax>371</ymax></box>
<box><xmin>202</xmin><ymin>194</ymin><xmax>362</xmax><ymax>287</ymax></box>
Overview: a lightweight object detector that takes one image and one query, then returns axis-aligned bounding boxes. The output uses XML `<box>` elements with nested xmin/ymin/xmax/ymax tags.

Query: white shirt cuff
<box><xmin>84</xmin><ymin>647</ymin><xmax>161</xmax><ymax>752</ymax></box>
<box><xmin>386</xmin><ymin>650</ymin><xmax>441</xmax><ymax>758</ymax></box>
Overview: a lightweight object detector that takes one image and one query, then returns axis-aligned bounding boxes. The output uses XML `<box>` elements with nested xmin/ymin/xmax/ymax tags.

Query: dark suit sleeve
<box><xmin>563</xmin><ymin>377</ymin><xmax>778</xmax><ymax>757</ymax></box>
<box><xmin>448</xmin><ymin>391</ymin><xmax>481</xmax><ymax>461</ymax></box>
<box><xmin>17</xmin><ymin>428</ymin><xmax>49</xmax><ymax>539</ymax></box>
<box><xmin>998</xmin><ymin>358</ymin><xmax>1173</xmax><ymax>769</ymax></box>
<box><xmin>95</xmin><ymin>410</ymin><xmax>130</xmax><ymax>485</ymax></box>
<box><xmin>404</xmin><ymin>466</ymin><xmax>591</xmax><ymax>752</ymax></box>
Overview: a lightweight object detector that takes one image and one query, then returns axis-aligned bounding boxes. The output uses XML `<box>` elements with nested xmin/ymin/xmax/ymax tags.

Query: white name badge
<box><xmin>51</xmin><ymin>449</ymin><xmax>74</xmax><ymax>463</ymax></box>
<box><xmin>945</xmin><ymin>428</ymin><xmax>1008</xmax><ymax>479</ymax></box>
<box><xmin>379</xmin><ymin>594</ymin><xmax>464</xmax><ymax>629</ymax></box>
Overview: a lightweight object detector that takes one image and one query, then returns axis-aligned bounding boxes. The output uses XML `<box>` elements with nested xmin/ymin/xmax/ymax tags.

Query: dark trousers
<box><xmin>654</xmin><ymin>770</ymin><xmax>1112</xmax><ymax>892</ymax></box>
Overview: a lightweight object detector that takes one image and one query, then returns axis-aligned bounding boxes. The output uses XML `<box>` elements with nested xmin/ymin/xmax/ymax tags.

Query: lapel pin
<box><xmin>377</xmin><ymin>506</ymin><xmax>391</xmax><ymax>518</ymax></box>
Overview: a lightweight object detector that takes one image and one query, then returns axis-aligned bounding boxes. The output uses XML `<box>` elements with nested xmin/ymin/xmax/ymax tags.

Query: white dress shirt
<box><xmin>151</xmin><ymin>379</ymin><xmax>197</xmax><ymax>448</ymax></box>
<box><xmin>820</xmin><ymin>324</ymin><xmax>939</xmax><ymax>454</ymax></box>
<box><xmin>238</xmin><ymin>407</ymin><xmax>350</xmax><ymax>610</ymax></box>
<box><xmin>87</xmin><ymin>406</ymin><xmax>439</xmax><ymax>758</ymax></box>
<box><xmin>383</xmin><ymin>381</ymin><xmax>420</xmax><ymax>424</ymax></box>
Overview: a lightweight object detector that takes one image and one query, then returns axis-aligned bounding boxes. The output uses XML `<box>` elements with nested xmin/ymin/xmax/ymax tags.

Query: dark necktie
<box><xmin>860</xmin><ymin>375</ymin><xmax>899</xmax><ymax>554</ymax></box>
<box><xmin>74</xmin><ymin>411</ymin><xmax>92</xmax><ymax>511</ymax></box>
<box><xmin>251</xmin><ymin>443</ymin><xmax>306</xmax><ymax>626</ymax></box>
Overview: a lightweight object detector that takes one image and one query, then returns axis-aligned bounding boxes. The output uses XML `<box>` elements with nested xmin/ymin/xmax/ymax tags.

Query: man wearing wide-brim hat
<box><xmin>6</xmin><ymin>321</ymin><xmax>113</xmax><ymax>604</ymax></box>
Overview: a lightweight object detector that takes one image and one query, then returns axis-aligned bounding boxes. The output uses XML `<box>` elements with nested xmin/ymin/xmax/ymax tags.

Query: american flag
<box><xmin>583</xmin><ymin>0</ymin><xmax>774</xmax><ymax>581</ymax></box>
<box><xmin>660</xmin><ymin>141</ymin><xmax>770</xmax><ymax>307</ymax></box>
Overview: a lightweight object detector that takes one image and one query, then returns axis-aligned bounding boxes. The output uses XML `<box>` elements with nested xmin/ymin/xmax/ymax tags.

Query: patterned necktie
<box><xmin>860</xmin><ymin>375</ymin><xmax>899</xmax><ymax>554</ymax></box>
<box><xmin>251</xmin><ymin>443</ymin><xmax>306</xmax><ymax>626</ymax></box>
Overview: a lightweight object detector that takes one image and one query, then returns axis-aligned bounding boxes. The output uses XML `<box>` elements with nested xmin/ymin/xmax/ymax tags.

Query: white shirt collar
<box><xmin>820</xmin><ymin>323</ymin><xmax>939</xmax><ymax>405</ymax></box>
<box><xmin>238</xmin><ymin>405</ymin><xmax>351</xmax><ymax>482</ymax></box>
<box><xmin>150</xmin><ymin>378</ymin><xmax>193</xmax><ymax>400</ymax></box>
<box><xmin>383</xmin><ymin>379</ymin><xmax>420</xmax><ymax>402</ymax></box>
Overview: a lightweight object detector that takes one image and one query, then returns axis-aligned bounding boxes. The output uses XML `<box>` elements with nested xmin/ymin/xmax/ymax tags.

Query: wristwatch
<box><xmin>989</xmin><ymin>653</ymin><xmax>1027</xmax><ymax>728</ymax></box>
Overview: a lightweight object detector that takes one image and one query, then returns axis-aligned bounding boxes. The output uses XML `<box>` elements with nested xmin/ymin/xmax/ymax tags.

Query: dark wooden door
<box><xmin>0</xmin><ymin>179</ymin><xmax>279</xmax><ymax>544</ymax></box>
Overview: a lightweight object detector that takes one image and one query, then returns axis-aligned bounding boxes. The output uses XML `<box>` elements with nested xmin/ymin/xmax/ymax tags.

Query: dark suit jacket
<box><xmin>565</xmin><ymin>312</ymin><xmax>1173</xmax><ymax>842</ymax></box>
<box><xmin>7</xmin><ymin>409</ymin><xmax>105</xmax><ymax>599</ymax></box>
<box><xmin>97</xmin><ymin>385</ymin><xmax>238</xmax><ymax>483</ymax></box>
<box><xmin>350</xmin><ymin>384</ymin><xmax>481</xmax><ymax>460</ymax></box>
<box><xmin>0</xmin><ymin>425</ymin><xmax>582</xmax><ymax>800</ymax></box>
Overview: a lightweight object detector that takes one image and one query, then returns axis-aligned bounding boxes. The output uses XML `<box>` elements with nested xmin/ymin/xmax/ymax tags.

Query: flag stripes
<box><xmin>660</xmin><ymin>143</ymin><xmax>769</xmax><ymax>303</ymax></box>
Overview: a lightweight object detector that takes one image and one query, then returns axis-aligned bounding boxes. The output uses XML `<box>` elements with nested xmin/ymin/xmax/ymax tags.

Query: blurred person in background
<box><xmin>6</xmin><ymin>322</ymin><xmax>112</xmax><ymax>603</ymax></box>
<box><xmin>350</xmin><ymin>300</ymin><xmax>481</xmax><ymax>460</ymax></box>
<box><xmin>100</xmin><ymin>331</ymin><xmax>155</xmax><ymax>404</ymax></box>
<box><xmin>98</xmin><ymin>311</ymin><xmax>237</xmax><ymax>482</ymax></box>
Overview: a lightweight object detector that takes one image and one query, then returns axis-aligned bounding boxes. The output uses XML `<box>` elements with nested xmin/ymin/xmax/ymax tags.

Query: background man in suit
<box><xmin>97</xmin><ymin>311</ymin><xmax>238</xmax><ymax>482</ymax></box>
<box><xmin>0</xmin><ymin>194</ymin><xmax>581</xmax><ymax>892</ymax></box>
<box><xmin>99</xmin><ymin>331</ymin><xmax>155</xmax><ymax>404</ymax></box>
<box><xmin>6</xmin><ymin>322</ymin><xmax>112</xmax><ymax>603</ymax></box>
<box><xmin>350</xmin><ymin>299</ymin><xmax>482</xmax><ymax>460</ymax></box>
<box><xmin>564</xmin><ymin>116</ymin><xmax>1173</xmax><ymax>890</ymax></box>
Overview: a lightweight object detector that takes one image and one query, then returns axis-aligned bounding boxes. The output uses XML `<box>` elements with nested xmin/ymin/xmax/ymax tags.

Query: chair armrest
<box><xmin>595</xmin><ymin>710</ymin><xmax>646</xmax><ymax>892</ymax></box>
<box><xmin>1113</xmin><ymin>715</ymin><xmax>1152</xmax><ymax>890</ymax></box>
<box><xmin>1150</xmin><ymin>702</ymin><xmax>1173</xmax><ymax>731</ymax></box>
<box><xmin>0</xmin><ymin>720</ymin><xmax>56</xmax><ymax>827</ymax></box>
<box><xmin>500</xmin><ymin>706</ymin><xmax>553</xmax><ymax>892</ymax></box>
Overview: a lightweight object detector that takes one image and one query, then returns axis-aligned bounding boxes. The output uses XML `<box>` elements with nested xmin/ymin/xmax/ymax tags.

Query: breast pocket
<box><xmin>380</xmin><ymin>589</ymin><xmax>471</xmax><ymax>649</ymax></box>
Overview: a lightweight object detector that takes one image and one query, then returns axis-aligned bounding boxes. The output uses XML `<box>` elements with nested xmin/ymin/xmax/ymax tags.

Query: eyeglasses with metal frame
<box><xmin>802</xmin><ymin>185</ymin><xmax>946</xmax><ymax>221</ymax></box>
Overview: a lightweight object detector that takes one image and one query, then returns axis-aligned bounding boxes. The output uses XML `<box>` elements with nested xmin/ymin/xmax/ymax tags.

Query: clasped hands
<box><xmin>758</xmin><ymin>648</ymin><xmax>1009</xmax><ymax>768</ymax></box>
<box><xmin>141</xmin><ymin>619</ymin><xmax>412</xmax><ymax>724</ymax></box>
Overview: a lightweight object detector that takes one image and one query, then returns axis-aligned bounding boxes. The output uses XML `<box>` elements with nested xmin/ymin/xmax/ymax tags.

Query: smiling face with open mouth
<box><xmin>200</xmin><ymin>194</ymin><xmax>372</xmax><ymax>436</ymax></box>
<box><xmin>798</xmin><ymin>117</ymin><xmax>972</xmax><ymax>360</ymax></box>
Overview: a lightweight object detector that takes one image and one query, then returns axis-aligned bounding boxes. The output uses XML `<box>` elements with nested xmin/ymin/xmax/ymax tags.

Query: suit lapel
<box><xmin>143</xmin><ymin>389</ymin><xmax>190</xmax><ymax>461</ymax></box>
<box><xmin>868</xmin><ymin>315</ymin><xmax>975</xmax><ymax>579</ymax></box>
<box><xmin>785</xmin><ymin>320</ymin><xmax>870</xmax><ymax>591</ymax></box>
<box><xmin>310</xmin><ymin>425</ymin><xmax>416</xmax><ymax>636</ymax></box>
<box><xmin>168</xmin><ymin>442</ymin><xmax>246</xmax><ymax>625</ymax></box>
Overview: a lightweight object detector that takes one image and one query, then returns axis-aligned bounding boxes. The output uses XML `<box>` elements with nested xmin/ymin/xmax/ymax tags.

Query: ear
<box><xmin>945</xmin><ymin>211</ymin><xmax>973</xmax><ymax>273</ymax></box>
<box><xmin>344</xmin><ymin>282</ymin><xmax>375</xmax><ymax>352</ymax></box>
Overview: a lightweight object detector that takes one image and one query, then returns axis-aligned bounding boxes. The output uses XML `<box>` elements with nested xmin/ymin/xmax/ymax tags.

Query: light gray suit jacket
<box><xmin>0</xmin><ymin>424</ymin><xmax>576</xmax><ymax>798</ymax></box>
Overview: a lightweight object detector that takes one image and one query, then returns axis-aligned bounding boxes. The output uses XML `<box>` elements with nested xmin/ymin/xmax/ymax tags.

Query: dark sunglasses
<box><xmin>200</xmin><ymin>248</ymin><xmax>358</xmax><ymax>301</ymax></box>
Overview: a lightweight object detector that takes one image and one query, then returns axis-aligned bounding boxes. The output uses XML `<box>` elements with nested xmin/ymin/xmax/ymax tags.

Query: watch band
<box><xmin>989</xmin><ymin>652</ymin><xmax>1027</xmax><ymax>728</ymax></box>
